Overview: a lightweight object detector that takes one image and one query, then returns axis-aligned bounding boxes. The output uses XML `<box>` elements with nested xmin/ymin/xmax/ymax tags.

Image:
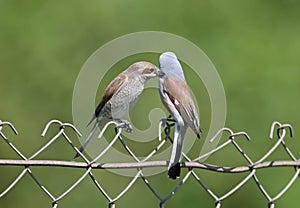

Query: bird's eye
<box><xmin>149</xmin><ymin>68</ymin><xmax>155</xmax><ymax>73</ymax></box>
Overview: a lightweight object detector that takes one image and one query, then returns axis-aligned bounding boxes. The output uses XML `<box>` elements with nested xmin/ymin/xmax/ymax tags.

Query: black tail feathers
<box><xmin>168</xmin><ymin>163</ymin><xmax>181</xmax><ymax>180</ymax></box>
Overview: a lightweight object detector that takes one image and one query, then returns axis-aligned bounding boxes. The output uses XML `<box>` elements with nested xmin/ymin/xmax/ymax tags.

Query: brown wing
<box><xmin>95</xmin><ymin>73</ymin><xmax>127</xmax><ymax>117</ymax></box>
<box><xmin>87</xmin><ymin>73</ymin><xmax>127</xmax><ymax>126</ymax></box>
<box><xmin>163</xmin><ymin>77</ymin><xmax>201</xmax><ymax>138</ymax></box>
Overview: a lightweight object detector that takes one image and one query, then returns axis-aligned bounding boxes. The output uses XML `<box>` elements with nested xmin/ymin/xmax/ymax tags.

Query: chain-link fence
<box><xmin>0</xmin><ymin>119</ymin><xmax>299</xmax><ymax>208</ymax></box>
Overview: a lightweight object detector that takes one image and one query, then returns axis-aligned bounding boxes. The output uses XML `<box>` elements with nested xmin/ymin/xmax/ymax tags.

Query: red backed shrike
<box><xmin>158</xmin><ymin>52</ymin><xmax>202</xmax><ymax>179</ymax></box>
<box><xmin>74</xmin><ymin>61</ymin><xmax>163</xmax><ymax>159</ymax></box>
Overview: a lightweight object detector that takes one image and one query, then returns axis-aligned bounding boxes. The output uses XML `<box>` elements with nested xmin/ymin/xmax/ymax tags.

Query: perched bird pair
<box><xmin>75</xmin><ymin>52</ymin><xmax>202</xmax><ymax>180</ymax></box>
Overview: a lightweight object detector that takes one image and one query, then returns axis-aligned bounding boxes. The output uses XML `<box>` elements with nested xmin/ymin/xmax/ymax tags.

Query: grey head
<box><xmin>159</xmin><ymin>52</ymin><xmax>185</xmax><ymax>81</ymax></box>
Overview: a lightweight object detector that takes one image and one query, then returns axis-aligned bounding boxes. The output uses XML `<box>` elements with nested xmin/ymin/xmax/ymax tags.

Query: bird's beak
<box><xmin>156</xmin><ymin>70</ymin><xmax>165</xmax><ymax>78</ymax></box>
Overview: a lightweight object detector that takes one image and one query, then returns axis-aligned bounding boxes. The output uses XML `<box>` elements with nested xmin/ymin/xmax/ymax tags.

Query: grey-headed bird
<box><xmin>158</xmin><ymin>52</ymin><xmax>202</xmax><ymax>179</ymax></box>
<box><xmin>74</xmin><ymin>61</ymin><xmax>163</xmax><ymax>159</ymax></box>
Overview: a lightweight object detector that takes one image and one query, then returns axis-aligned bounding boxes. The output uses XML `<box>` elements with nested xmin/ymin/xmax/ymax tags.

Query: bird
<box><xmin>74</xmin><ymin>61</ymin><xmax>164</xmax><ymax>159</ymax></box>
<box><xmin>158</xmin><ymin>52</ymin><xmax>202</xmax><ymax>179</ymax></box>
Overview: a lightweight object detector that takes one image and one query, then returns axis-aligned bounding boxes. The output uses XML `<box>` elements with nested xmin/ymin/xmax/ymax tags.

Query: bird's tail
<box><xmin>74</xmin><ymin>122</ymin><xmax>99</xmax><ymax>159</ymax></box>
<box><xmin>168</xmin><ymin>125</ymin><xmax>187</xmax><ymax>180</ymax></box>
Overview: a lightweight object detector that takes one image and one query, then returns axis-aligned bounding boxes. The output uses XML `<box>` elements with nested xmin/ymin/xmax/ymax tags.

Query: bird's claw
<box><xmin>116</xmin><ymin>120</ymin><xmax>133</xmax><ymax>133</ymax></box>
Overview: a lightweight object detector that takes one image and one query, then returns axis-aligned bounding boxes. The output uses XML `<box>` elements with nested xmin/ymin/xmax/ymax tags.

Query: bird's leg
<box><xmin>116</xmin><ymin>119</ymin><xmax>133</xmax><ymax>133</ymax></box>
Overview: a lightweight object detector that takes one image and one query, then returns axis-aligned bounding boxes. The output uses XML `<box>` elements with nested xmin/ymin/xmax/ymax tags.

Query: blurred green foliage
<box><xmin>1</xmin><ymin>0</ymin><xmax>300</xmax><ymax>207</ymax></box>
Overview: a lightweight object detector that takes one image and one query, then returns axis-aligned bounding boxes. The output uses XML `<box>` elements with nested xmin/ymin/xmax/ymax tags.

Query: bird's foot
<box><xmin>116</xmin><ymin>120</ymin><xmax>133</xmax><ymax>133</ymax></box>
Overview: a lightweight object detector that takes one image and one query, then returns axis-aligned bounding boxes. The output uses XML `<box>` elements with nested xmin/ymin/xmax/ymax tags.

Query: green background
<box><xmin>1</xmin><ymin>0</ymin><xmax>300</xmax><ymax>207</ymax></box>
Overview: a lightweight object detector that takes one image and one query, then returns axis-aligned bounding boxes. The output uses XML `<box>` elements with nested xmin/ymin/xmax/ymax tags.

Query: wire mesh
<box><xmin>0</xmin><ymin>119</ymin><xmax>299</xmax><ymax>208</ymax></box>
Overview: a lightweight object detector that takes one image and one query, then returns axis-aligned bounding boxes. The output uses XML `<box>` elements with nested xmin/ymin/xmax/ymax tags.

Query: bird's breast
<box><xmin>109</xmin><ymin>78</ymin><xmax>145</xmax><ymax>119</ymax></box>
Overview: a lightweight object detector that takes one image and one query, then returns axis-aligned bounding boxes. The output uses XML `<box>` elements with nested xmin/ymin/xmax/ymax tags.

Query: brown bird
<box><xmin>74</xmin><ymin>61</ymin><xmax>164</xmax><ymax>159</ymax></box>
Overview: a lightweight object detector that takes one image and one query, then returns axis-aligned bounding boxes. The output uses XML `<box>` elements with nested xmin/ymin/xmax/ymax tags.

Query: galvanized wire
<box><xmin>0</xmin><ymin>119</ymin><xmax>299</xmax><ymax>208</ymax></box>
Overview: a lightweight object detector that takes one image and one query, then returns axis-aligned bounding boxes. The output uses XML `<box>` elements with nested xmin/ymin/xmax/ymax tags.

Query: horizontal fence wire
<box><xmin>0</xmin><ymin>119</ymin><xmax>299</xmax><ymax>208</ymax></box>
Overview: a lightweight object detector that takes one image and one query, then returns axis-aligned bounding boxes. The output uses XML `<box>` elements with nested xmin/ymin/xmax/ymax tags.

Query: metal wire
<box><xmin>0</xmin><ymin>119</ymin><xmax>299</xmax><ymax>208</ymax></box>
